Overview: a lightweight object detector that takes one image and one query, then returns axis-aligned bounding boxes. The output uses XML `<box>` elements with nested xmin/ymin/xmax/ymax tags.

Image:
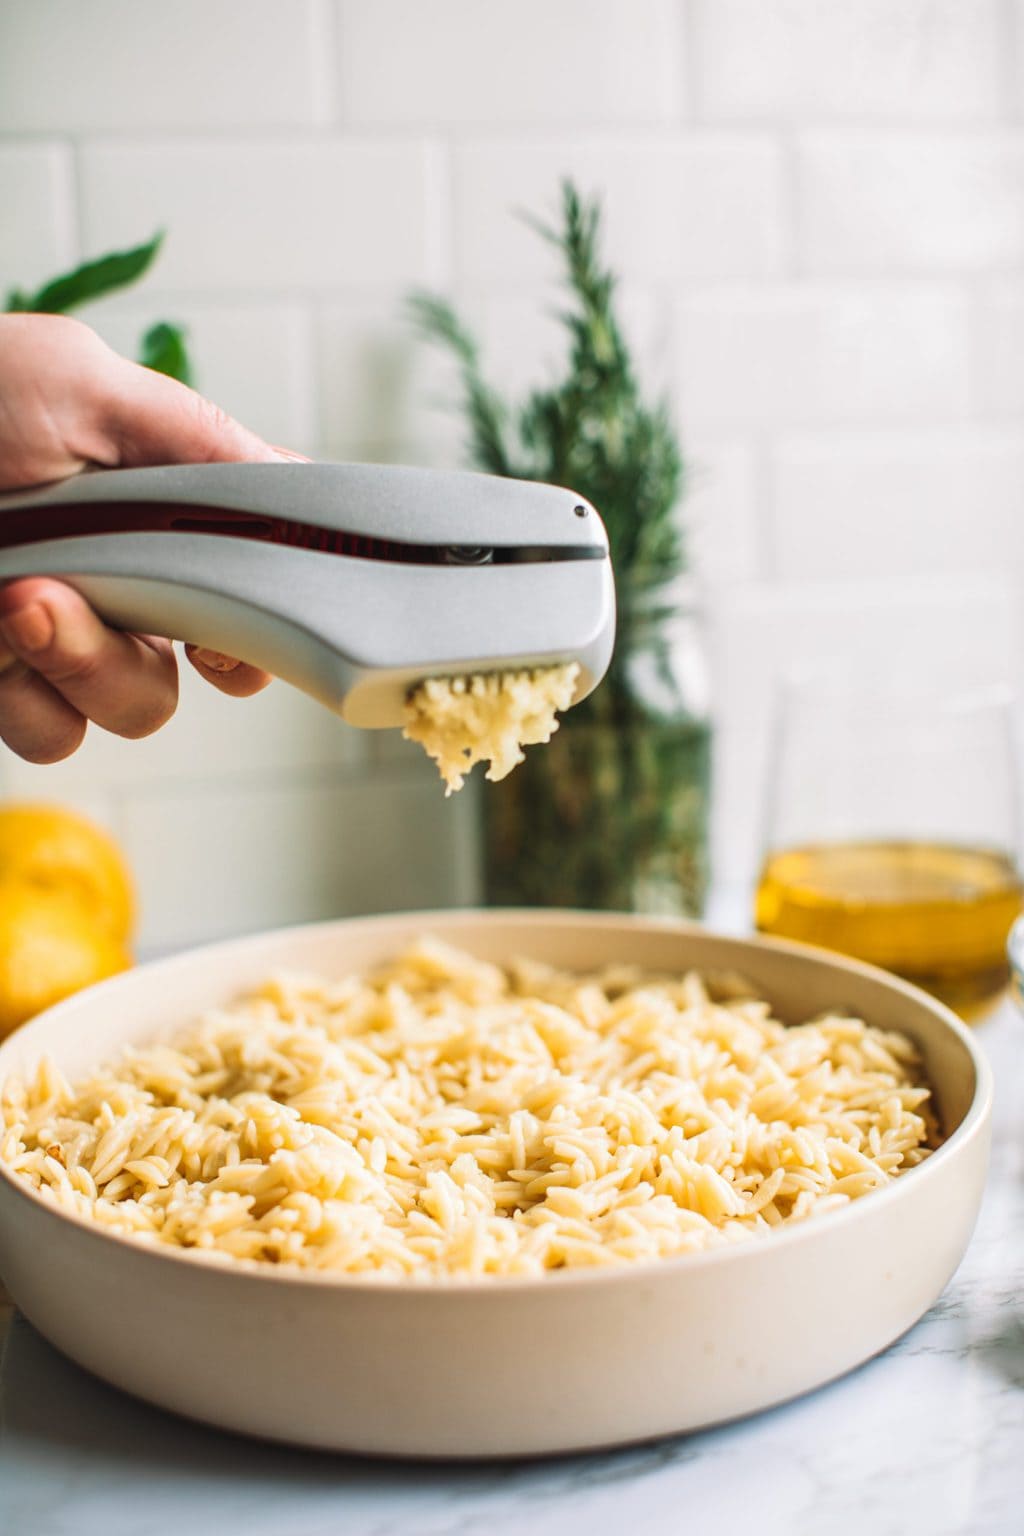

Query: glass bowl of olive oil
<box><xmin>755</xmin><ymin>679</ymin><xmax>1023</xmax><ymax>1018</ymax></box>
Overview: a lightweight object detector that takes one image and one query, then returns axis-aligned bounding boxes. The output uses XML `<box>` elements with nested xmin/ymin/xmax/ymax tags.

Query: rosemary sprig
<box><xmin>408</xmin><ymin>180</ymin><xmax>686</xmax><ymax>622</ymax></box>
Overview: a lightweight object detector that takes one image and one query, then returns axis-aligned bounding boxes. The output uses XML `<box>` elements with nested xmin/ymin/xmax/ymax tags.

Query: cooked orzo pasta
<box><xmin>0</xmin><ymin>939</ymin><xmax>938</xmax><ymax>1279</ymax></box>
<box><xmin>402</xmin><ymin>663</ymin><xmax>579</xmax><ymax>793</ymax></box>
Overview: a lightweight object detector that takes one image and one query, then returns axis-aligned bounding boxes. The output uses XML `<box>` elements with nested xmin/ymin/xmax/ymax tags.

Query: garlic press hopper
<box><xmin>0</xmin><ymin>463</ymin><xmax>616</xmax><ymax>727</ymax></box>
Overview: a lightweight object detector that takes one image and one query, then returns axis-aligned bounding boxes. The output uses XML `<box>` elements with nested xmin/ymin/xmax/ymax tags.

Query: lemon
<box><xmin>0</xmin><ymin>804</ymin><xmax>135</xmax><ymax>943</ymax></box>
<box><xmin>0</xmin><ymin>883</ymin><xmax>130</xmax><ymax>1040</ymax></box>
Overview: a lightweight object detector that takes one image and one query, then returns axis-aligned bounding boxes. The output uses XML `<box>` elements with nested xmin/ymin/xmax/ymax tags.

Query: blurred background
<box><xmin>1</xmin><ymin>0</ymin><xmax>1022</xmax><ymax>953</ymax></box>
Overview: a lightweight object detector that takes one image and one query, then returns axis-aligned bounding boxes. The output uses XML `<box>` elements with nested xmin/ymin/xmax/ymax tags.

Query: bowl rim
<box><xmin>0</xmin><ymin>908</ymin><xmax>994</xmax><ymax>1297</ymax></box>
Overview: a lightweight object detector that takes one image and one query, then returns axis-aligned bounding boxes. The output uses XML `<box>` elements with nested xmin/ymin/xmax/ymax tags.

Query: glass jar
<box><xmin>482</xmin><ymin>598</ymin><xmax>712</xmax><ymax>915</ymax></box>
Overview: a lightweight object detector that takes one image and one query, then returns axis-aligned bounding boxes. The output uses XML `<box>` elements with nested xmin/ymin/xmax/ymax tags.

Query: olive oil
<box><xmin>755</xmin><ymin>840</ymin><xmax>1023</xmax><ymax>1014</ymax></box>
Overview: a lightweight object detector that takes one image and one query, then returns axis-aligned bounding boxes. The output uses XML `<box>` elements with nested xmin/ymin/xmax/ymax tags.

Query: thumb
<box><xmin>97</xmin><ymin>349</ymin><xmax>284</xmax><ymax>467</ymax></box>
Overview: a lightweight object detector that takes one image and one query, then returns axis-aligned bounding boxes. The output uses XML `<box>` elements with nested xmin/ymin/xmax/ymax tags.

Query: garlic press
<box><xmin>0</xmin><ymin>463</ymin><xmax>615</xmax><ymax>727</ymax></box>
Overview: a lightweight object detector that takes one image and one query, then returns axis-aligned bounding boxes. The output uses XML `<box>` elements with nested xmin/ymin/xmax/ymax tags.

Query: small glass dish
<box><xmin>756</xmin><ymin>676</ymin><xmax>1023</xmax><ymax>1019</ymax></box>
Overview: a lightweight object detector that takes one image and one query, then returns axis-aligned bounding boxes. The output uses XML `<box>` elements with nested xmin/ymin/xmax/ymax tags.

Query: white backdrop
<box><xmin>1</xmin><ymin>0</ymin><xmax>1021</xmax><ymax>947</ymax></box>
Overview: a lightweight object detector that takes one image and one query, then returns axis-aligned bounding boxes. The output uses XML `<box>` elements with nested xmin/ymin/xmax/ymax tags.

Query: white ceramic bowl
<box><xmin>0</xmin><ymin>911</ymin><xmax>991</xmax><ymax>1459</ymax></box>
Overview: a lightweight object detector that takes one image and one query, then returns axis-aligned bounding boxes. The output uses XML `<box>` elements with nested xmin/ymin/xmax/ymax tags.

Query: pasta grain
<box><xmin>0</xmin><ymin>940</ymin><xmax>938</xmax><ymax>1280</ymax></box>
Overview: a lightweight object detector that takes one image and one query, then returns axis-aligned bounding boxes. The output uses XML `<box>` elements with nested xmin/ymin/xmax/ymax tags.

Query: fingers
<box><xmin>0</xmin><ymin>579</ymin><xmax>271</xmax><ymax>766</ymax></box>
<box><xmin>0</xmin><ymin>579</ymin><xmax>179</xmax><ymax>743</ymax></box>
<box><xmin>96</xmin><ymin>348</ymin><xmax>284</xmax><ymax>468</ymax></box>
<box><xmin>0</xmin><ymin>315</ymin><xmax>112</xmax><ymax>488</ymax></box>
<box><xmin>0</xmin><ymin>652</ymin><xmax>87</xmax><ymax>764</ymax></box>
<box><xmin>186</xmin><ymin>646</ymin><xmax>273</xmax><ymax>698</ymax></box>
<box><xmin>0</xmin><ymin>316</ymin><xmax>296</xmax><ymax>763</ymax></box>
<box><xmin>0</xmin><ymin>314</ymin><xmax>302</xmax><ymax>488</ymax></box>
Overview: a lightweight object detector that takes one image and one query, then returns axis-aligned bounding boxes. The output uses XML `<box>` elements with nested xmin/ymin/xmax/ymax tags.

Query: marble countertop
<box><xmin>1</xmin><ymin>967</ymin><xmax>1021</xmax><ymax>1535</ymax></box>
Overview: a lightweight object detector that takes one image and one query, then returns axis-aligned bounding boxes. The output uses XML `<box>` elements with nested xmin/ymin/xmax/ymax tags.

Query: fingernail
<box><xmin>191</xmin><ymin>648</ymin><xmax>241</xmax><ymax>673</ymax></box>
<box><xmin>1</xmin><ymin>603</ymin><xmax>54</xmax><ymax>653</ymax></box>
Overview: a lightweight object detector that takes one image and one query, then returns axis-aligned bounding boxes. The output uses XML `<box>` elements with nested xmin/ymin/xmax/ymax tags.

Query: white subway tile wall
<box><xmin>335</xmin><ymin>0</ymin><xmax>684</xmax><ymax>127</ymax></box>
<box><xmin>452</xmin><ymin>137</ymin><xmax>788</xmax><ymax>283</ymax></box>
<box><xmin>798</xmin><ymin>134</ymin><xmax>1024</xmax><ymax>275</ymax></box>
<box><xmin>691</xmin><ymin>0</ymin><xmax>1004</xmax><ymax>122</ymax></box>
<box><xmin>79</xmin><ymin>141</ymin><xmax>440</xmax><ymax>291</ymax></box>
<box><xmin>0</xmin><ymin>144</ymin><xmax>75</xmax><ymax>281</ymax></box>
<box><xmin>1</xmin><ymin>0</ymin><xmax>1022</xmax><ymax>946</ymax></box>
<box><xmin>771</xmin><ymin>428</ymin><xmax>1024</xmax><ymax>581</ymax></box>
<box><xmin>0</xmin><ymin>1</ymin><xmax>332</xmax><ymax>133</ymax></box>
<box><xmin>674</xmin><ymin>285</ymin><xmax>973</xmax><ymax>430</ymax></box>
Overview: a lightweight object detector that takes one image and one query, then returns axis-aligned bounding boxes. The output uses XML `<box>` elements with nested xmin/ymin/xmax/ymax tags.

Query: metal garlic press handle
<box><xmin>0</xmin><ymin>463</ymin><xmax>616</xmax><ymax>728</ymax></box>
<box><xmin>0</xmin><ymin>461</ymin><xmax>610</xmax><ymax>550</ymax></box>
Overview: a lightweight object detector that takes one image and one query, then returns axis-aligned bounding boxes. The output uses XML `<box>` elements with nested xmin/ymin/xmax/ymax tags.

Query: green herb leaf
<box><xmin>4</xmin><ymin>232</ymin><xmax>165</xmax><ymax>315</ymax></box>
<box><xmin>138</xmin><ymin>321</ymin><xmax>193</xmax><ymax>386</ymax></box>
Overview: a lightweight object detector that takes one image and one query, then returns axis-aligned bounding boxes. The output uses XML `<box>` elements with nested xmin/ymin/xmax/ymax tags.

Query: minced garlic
<box><xmin>403</xmin><ymin>663</ymin><xmax>580</xmax><ymax>794</ymax></box>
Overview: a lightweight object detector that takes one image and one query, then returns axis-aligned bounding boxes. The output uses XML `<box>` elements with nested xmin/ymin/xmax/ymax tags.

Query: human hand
<box><xmin>0</xmin><ymin>314</ymin><xmax>291</xmax><ymax>762</ymax></box>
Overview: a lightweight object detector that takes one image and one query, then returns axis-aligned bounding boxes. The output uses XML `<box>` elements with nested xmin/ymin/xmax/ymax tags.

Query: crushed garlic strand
<box><xmin>403</xmin><ymin>663</ymin><xmax>580</xmax><ymax>794</ymax></box>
